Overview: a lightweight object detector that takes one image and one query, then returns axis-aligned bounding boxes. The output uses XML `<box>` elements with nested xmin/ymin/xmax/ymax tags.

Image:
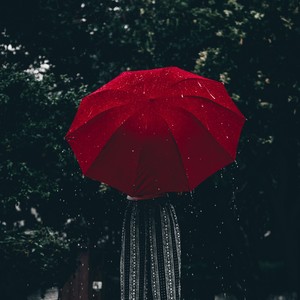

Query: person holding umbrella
<box><xmin>65</xmin><ymin>67</ymin><xmax>245</xmax><ymax>299</ymax></box>
<box><xmin>120</xmin><ymin>193</ymin><xmax>181</xmax><ymax>300</ymax></box>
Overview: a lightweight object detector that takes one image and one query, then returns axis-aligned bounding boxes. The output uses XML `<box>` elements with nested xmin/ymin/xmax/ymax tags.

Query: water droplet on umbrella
<box><xmin>206</xmin><ymin>88</ymin><xmax>216</xmax><ymax>99</ymax></box>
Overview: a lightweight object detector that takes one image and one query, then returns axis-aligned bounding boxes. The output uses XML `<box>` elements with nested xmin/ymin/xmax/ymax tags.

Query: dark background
<box><xmin>0</xmin><ymin>0</ymin><xmax>299</xmax><ymax>299</ymax></box>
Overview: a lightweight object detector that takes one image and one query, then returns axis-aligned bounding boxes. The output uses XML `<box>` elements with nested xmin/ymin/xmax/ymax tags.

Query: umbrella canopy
<box><xmin>65</xmin><ymin>66</ymin><xmax>245</xmax><ymax>197</ymax></box>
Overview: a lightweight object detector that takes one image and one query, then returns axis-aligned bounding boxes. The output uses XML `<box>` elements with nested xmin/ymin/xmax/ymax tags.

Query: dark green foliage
<box><xmin>0</xmin><ymin>64</ymin><xmax>125</xmax><ymax>297</ymax></box>
<box><xmin>0</xmin><ymin>226</ymin><xmax>78</xmax><ymax>299</ymax></box>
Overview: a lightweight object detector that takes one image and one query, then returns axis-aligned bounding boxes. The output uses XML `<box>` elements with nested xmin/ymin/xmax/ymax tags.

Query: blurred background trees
<box><xmin>0</xmin><ymin>0</ymin><xmax>299</xmax><ymax>299</ymax></box>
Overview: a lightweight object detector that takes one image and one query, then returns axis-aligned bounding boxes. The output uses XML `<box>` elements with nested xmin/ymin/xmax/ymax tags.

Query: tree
<box><xmin>192</xmin><ymin>0</ymin><xmax>300</xmax><ymax>294</ymax></box>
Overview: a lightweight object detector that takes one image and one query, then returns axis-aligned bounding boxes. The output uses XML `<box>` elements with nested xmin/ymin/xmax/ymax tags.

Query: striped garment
<box><xmin>120</xmin><ymin>197</ymin><xmax>181</xmax><ymax>300</ymax></box>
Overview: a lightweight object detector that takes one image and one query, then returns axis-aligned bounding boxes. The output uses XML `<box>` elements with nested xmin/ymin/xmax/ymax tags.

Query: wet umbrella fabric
<box><xmin>65</xmin><ymin>66</ymin><xmax>245</xmax><ymax>197</ymax></box>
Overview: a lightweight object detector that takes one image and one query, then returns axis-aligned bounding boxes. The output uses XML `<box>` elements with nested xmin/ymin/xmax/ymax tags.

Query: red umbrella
<box><xmin>65</xmin><ymin>66</ymin><xmax>245</xmax><ymax>197</ymax></box>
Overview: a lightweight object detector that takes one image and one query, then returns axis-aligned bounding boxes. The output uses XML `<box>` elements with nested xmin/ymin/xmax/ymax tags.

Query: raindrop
<box><xmin>234</xmin><ymin>160</ymin><xmax>239</xmax><ymax>168</ymax></box>
<box><xmin>189</xmin><ymin>190</ymin><xmax>195</xmax><ymax>199</ymax></box>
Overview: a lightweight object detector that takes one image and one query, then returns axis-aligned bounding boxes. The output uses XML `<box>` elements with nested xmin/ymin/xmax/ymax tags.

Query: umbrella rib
<box><xmin>171</xmin><ymin>78</ymin><xmax>245</xmax><ymax>120</ymax></box>
<box><xmin>85</xmin><ymin>106</ymin><xmax>145</xmax><ymax>178</ymax></box>
<box><xmin>65</xmin><ymin>103</ymin><xmax>130</xmax><ymax>138</ymax></box>
<box><xmin>186</xmin><ymin>95</ymin><xmax>245</xmax><ymax>121</ymax></box>
<box><xmin>167</xmin><ymin>106</ymin><xmax>237</xmax><ymax>161</ymax></box>
<box><xmin>132</xmin><ymin>142</ymin><xmax>147</xmax><ymax>194</ymax></box>
<box><xmin>157</xmin><ymin>114</ymin><xmax>191</xmax><ymax>191</ymax></box>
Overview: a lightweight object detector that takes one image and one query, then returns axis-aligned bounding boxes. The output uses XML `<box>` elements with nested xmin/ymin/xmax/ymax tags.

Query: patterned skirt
<box><xmin>120</xmin><ymin>197</ymin><xmax>181</xmax><ymax>300</ymax></box>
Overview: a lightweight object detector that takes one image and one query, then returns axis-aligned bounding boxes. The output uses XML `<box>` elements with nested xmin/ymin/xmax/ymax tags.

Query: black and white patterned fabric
<box><xmin>120</xmin><ymin>197</ymin><xmax>181</xmax><ymax>300</ymax></box>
